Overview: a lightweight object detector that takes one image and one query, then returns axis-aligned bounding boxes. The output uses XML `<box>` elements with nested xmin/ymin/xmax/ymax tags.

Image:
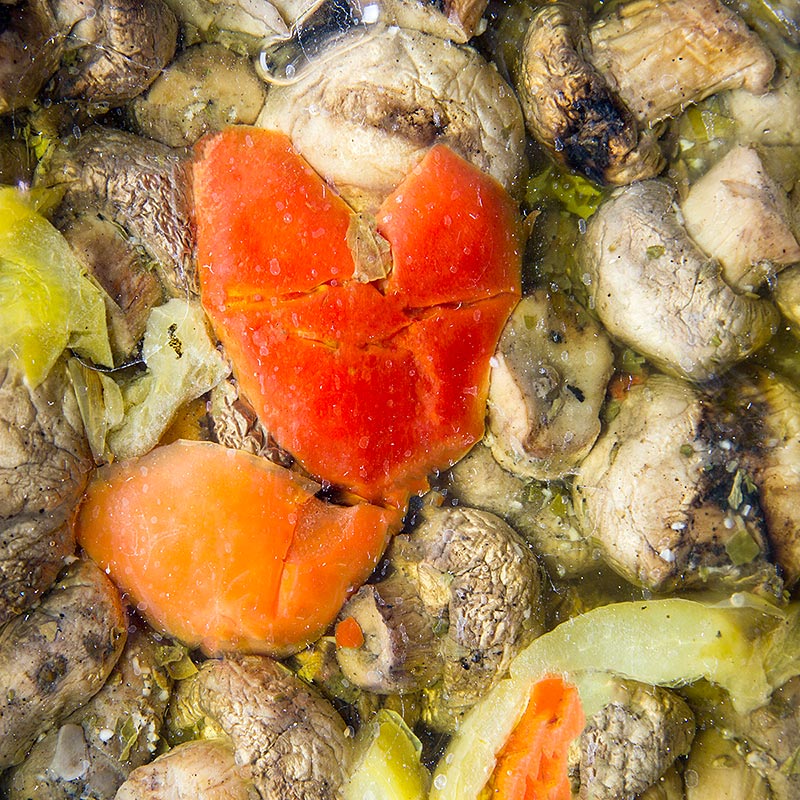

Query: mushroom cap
<box><xmin>581</xmin><ymin>179</ymin><xmax>778</xmax><ymax>382</ymax></box>
<box><xmin>258</xmin><ymin>25</ymin><xmax>526</xmax><ymax>210</ymax></box>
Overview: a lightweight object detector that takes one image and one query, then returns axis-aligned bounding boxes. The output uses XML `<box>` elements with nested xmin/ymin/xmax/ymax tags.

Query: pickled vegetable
<box><xmin>0</xmin><ymin>186</ymin><xmax>111</xmax><ymax>386</ymax></box>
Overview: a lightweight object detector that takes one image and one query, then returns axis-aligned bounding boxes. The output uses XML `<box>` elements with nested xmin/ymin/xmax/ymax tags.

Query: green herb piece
<box><xmin>525</xmin><ymin>164</ymin><xmax>604</xmax><ymax>220</ymax></box>
<box><xmin>725</xmin><ymin>526</ymin><xmax>761</xmax><ymax>566</ymax></box>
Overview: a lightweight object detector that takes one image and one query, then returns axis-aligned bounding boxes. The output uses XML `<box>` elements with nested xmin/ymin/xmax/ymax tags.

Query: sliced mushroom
<box><xmin>576</xmin><ymin>680</ymin><xmax>695</xmax><ymax>800</ymax></box>
<box><xmin>130</xmin><ymin>43</ymin><xmax>267</xmax><ymax>148</ymax></box>
<box><xmin>257</xmin><ymin>25</ymin><xmax>526</xmax><ymax>210</ymax></box>
<box><xmin>589</xmin><ymin>0</ymin><xmax>775</xmax><ymax>125</ymax></box>
<box><xmin>573</xmin><ymin>373</ymin><xmax>782</xmax><ymax>594</ymax></box>
<box><xmin>486</xmin><ymin>289</ymin><xmax>614</xmax><ymax>480</ymax></box>
<box><xmin>116</xmin><ymin>739</ymin><xmax>254</xmax><ymax>800</ymax></box>
<box><xmin>447</xmin><ymin>442</ymin><xmax>597</xmax><ymax>578</ymax></box>
<box><xmin>168</xmin><ymin>655</ymin><xmax>353</xmax><ymax>799</ymax></box>
<box><xmin>47</xmin><ymin>0</ymin><xmax>178</xmax><ymax>106</ymax></box>
<box><xmin>680</xmin><ymin>145</ymin><xmax>800</xmax><ymax>292</ymax></box>
<box><xmin>335</xmin><ymin>572</ymin><xmax>442</xmax><ymax>695</ymax></box>
<box><xmin>0</xmin><ymin>0</ymin><xmax>62</xmax><ymax>114</ymax></box>
<box><xmin>581</xmin><ymin>179</ymin><xmax>778</xmax><ymax>382</ymax></box>
<box><xmin>3</xmin><ymin>626</ymin><xmax>173</xmax><ymax>799</ymax></box>
<box><xmin>0</xmin><ymin>558</ymin><xmax>127</xmax><ymax>769</ymax></box>
<box><xmin>515</xmin><ymin>2</ymin><xmax>664</xmax><ymax>185</ymax></box>
<box><xmin>0</xmin><ymin>358</ymin><xmax>92</xmax><ymax>625</ymax></box>
<box><xmin>338</xmin><ymin>505</ymin><xmax>543</xmax><ymax>732</ymax></box>
<box><xmin>36</xmin><ymin>127</ymin><xmax>196</xmax><ymax>296</ymax></box>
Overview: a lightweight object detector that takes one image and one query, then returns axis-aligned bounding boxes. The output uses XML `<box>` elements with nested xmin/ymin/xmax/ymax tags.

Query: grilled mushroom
<box><xmin>573</xmin><ymin>373</ymin><xmax>782</xmax><ymax>594</ymax></box>
<box><xmin>0</xmin><ymin>359</ymin><xmax>92</xmax><ymax>625</ymax></box>
<box><xmin>486</xmin><ymin>289</ymin><xmax>614</xmax><ymax>480</ymax></box>
<box><xmin>257</xmin><ymin>25</ymin><xmax>526</xmax><ymax>210</ymax></box>
<box><xmin>47</xmin><ymin>0</ymin><xmax>178</xmax><ymax>106</ymax></box>
<box><xmin>337</xmin><ymin>505</ymin><xmax>543</xmax><ymax>732</ymax></box>
<box><xmin>580</xmin><ymin>179</ymin><xmax>778</xmax><ymax>382</ymax></box>
<box><xmin>680</xmin><ymin>145</ymin><xmax>800</xmax><ymax>292</ymax></box>
<box><xmin>0</xmin><ymin>558</ymin><xmax>127</xmax><ymax>770</ymax></box>
<box><xmin>3</xmin><ymin>627</ymin><xmax>173</xmax><ymax>799</ymax></box>
<box><xmin>36</xmin><ymin>127</ymin><xmax>195</xmax><ymax>296</ymax></box>
<box><xmin>166</xmin><ymin>656</ymin><xmax>353</xmax><ymax>800</ymax></box>
<box><xmin>515</xmin><ymin>2</ymin><xmax>664</xmax><ymax>185</ymax></box>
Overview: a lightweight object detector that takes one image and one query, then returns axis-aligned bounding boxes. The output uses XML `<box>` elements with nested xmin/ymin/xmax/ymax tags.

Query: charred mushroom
<box><xmin>581</xmin><ymin>179</ymin><xmax>778</xmax><ymax>382</ymax></box>
<box><xmin>0</xmin><ymin>359</ymin><xmax>92</xmax><ymax>625</ymax></box>
<box><xmin>515</xmin><ymin>2</ymin><xmax>664</xmax><ymax>185</ymax></box>
<box><xmin>337</xmin><ymin>505</ymin><xmax>544</xmax><ymax>732</ymax></box>
<box><xmin>486</xmin><ymin>289</ymin><xmax>614</xmax><ymax>480</ymax></box>
<box><xmin>0</xmin><ymin>558</ymin><xmax>127</xmax><ymax>769</ymax></box>
<box><xmin>732</xmin><ymin>368</ymin><xmax>800</xmax><ymax>588</ymax></box>
<box><xmin>35</xmin><ymin>127</ymin><xmax>195</xmax><ymax>296</ymax></box>
<box><xmin>257</xmin><ymin>25</ymin><xmax>526</xmax><ymax>210</ymax></box>
<box><xmin>515</xmin><ymin>0</ymin><xmax>774</xmax><ymax>185</ymax></box>
<box><xmin>573</xmin><ymin>373</ymin><xmax>782</xmax><ymax>594</ymax></box>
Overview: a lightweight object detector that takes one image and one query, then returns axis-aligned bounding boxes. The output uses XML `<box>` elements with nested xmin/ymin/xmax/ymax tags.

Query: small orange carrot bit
<box><xmin>335</xmin><ymin>616</ymin><xmax>365</xmax><ymax>649</ymax></box>
<box><xmin>490</xmin><ymin>675</ymin><xmax>585</xmax><ymax>800</ymax></box>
